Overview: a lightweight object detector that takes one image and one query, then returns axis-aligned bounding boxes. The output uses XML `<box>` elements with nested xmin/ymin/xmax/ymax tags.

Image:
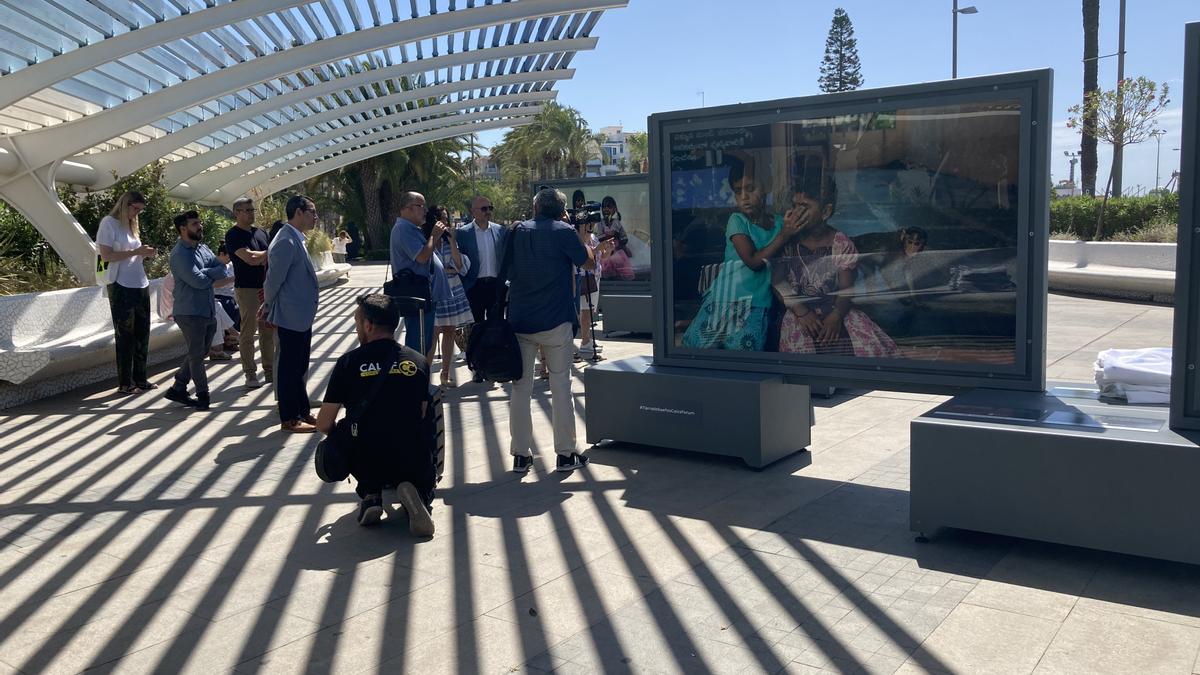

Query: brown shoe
<box><xmin>280</xmin><ymin>420</ymin><xmax>317</xmax><ymax>434</ymax></box>
<box><xmin>300</xmin><ymin>413</ymin><xmax>318</xmax><ymax>425</ymax></box>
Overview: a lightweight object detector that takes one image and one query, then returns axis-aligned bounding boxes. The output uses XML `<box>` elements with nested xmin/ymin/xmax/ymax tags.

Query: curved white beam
<box><xmin>212</xmin><ymin>111</ymin><xmax>542</xmax><ymax>204</ymax></box>
<box><xmin>229</xmin><ymin>116</ymin><xmax>536</xmax><ymax>207</ymax></box>
<box><xmin>0</xmin><ymin>0</ymin><xmax>312</xmax><ymax>110</ymax></box>
<box><xmin>184</xmin><ymin>96</ymin><xmax>550</xmax><ymax>201</ymax></box>
<box><xmin>0</xmin><ymin>167</ymin><xmax>97</xmax><ymax>284</ymax></box>
<box><xmin>6</xmin><ymin>0</ymin><xmax>625</xmax><ymax>169</ymax></box>
<box><xmin>75</xmin><ymin>38</ymin><xmax>597</xmax><ymax>187</ymax></box>
<box><xmin>162</xmin><ymin>69</ymin><xmax>572</xmax><ymax>189</ymax></box>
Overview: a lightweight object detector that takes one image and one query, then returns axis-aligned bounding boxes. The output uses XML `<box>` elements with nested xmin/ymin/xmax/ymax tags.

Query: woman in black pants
<box><xmin>97</xmin><ymin>191</ymin><xmax>158</xmax><ymax>395</ymax></box>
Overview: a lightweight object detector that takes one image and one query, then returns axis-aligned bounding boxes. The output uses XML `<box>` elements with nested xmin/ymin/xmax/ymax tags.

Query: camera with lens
<box><xmin>568</xmin><ymin>201</ymin><xmax>604</xmax><ymax>231</ymax></box>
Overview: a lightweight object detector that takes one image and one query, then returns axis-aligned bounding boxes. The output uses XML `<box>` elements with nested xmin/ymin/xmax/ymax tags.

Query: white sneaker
<box><xmin>579</xmin><ymin>341</ymin><xmax>603</xmax><ymax>354</ymax></box>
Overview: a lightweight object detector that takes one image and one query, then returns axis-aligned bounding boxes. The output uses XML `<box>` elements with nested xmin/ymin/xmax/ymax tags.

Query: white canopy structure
<box><xmin>0</xmin><ymin>0</ymin><xmax>627</xmax><ymax>282</ymax></box>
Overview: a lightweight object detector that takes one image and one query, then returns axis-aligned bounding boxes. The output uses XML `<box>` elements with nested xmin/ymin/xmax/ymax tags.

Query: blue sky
<box><xmin>476</xmin><ymin>1</ymin><xmax>1199</xmax><ymax>194</ymax></box>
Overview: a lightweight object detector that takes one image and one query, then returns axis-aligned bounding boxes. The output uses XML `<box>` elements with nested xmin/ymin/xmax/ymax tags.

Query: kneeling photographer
<box><xmin>316</xmin><ymin>294</ymin><xmax>435</xmax><ymax>535</ymax></box>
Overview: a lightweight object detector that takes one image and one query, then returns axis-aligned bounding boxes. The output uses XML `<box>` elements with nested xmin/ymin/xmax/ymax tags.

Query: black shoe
<box><xmin>195</xmin><ymin>394</ymin><xmax>210</xmax><ymax>411</ymax></box>
<box><xmin>512</xmin><ymin>455</ymin><xmax>533</xmax><ymax>474</ymax></box>
<box><xmin>357</xmin><ymin>494</ymin><xmax>383</xmax><ymax>526</ymax></box>
<box><xmin>164</xmin><ymin>387</ymin><xmax>199</xmax><ymax>408</ymax></box>
<box><xmin>471</xmin><ymin>372</ymin><xmax>485</xmax><ymax>384</ymax></box>
<box><xmin>555</xmin><ymin>452</ymin><xmax>590</xmax><ymax>473</ymax></box>
<box><xmin>395</xmin><ymin>482</ymin><xmax>434</xmax><ymax>537</ymax></box>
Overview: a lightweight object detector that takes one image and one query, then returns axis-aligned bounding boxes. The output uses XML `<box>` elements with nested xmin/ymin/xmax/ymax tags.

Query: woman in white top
<box><xmin>96</xmin><ymin>191</ymin><xmax>158</xmax><ymax>395</ymax></box>
<box><xmin>333</xmin><ymin>229</ymin><xmax>351</xmax><ymax>263</ymax></box>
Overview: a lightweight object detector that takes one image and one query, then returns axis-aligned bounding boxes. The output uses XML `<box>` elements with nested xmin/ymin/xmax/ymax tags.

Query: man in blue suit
<box><xmin>457</xmin><ymin>196</ymin><xmax>508</xmax><ymax>383</ymax></box>
<box><xmin>263</xmin><ymin>194</ymin><xmax>320</xmax><ymax>433</ymax></box>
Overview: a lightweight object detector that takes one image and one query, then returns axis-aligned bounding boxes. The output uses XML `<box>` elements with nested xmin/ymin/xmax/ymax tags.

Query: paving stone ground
<box><xmin>0</xmin><ymin>265</ymin><xmax>1196</xmax><ymax>674</ymax></box>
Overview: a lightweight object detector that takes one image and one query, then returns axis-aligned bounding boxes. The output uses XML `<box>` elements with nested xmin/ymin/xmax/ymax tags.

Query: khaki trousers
<box><xmin>509</xmin><ymin>322</ymin><xmax>578</xmax><ymax>457</ymax></box>
<box><xmin>235</xmin><ymin>287</ymin><xmax>275</xmax><ymax>379</ymax></box>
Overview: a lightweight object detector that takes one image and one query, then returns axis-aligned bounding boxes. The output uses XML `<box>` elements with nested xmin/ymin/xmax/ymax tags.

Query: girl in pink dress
<box><xmin>775</xmin><ymin>182</ymin><xmax>900</xmax><ymax>357</ymax></box>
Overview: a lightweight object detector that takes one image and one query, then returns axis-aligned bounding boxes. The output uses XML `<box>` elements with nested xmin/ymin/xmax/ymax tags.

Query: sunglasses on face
<box><xmin>479</xmin><ymin>205</ymin><xmax>494</xmax><ymax>212</ymax></box>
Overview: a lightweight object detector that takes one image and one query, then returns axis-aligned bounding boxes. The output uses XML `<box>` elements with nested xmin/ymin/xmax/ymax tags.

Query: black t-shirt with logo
<box><xmin>324</xmin><ymin>339</ymin><xmax>429</xmax><ymax>449</ymax></box>
<box><xmin>224</xmin><ymin>225</ymin><xmax>270</xmax><ymax>288</ymax></box>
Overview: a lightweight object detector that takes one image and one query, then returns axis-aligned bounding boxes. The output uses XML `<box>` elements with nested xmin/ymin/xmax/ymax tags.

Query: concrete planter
<box><xmin>1048</xmin><ymin>240</ymin><xmax>1175</xmax><ymax>303</ymax></box>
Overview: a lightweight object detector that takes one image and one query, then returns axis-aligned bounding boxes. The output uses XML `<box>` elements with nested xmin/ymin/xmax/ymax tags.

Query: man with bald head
<box><xmin>389</xmin><ymin>191</ymin><xmax>445</xmax><ymax>358</ymax></box>
<box><xmin>457</xmin><ymin>195</ymin><xmax>508</xmax><ymax>383</ymax></box>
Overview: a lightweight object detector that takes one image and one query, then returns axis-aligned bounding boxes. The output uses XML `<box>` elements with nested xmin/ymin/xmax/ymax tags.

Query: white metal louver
<box><xmin>0</xmin><ymin>0</ymin><xmax>626</xmax><ymax>282</ymax></box>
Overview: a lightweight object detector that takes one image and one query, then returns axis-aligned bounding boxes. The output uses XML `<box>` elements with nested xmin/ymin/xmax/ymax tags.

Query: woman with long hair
<box><xmin>425</xmin><ymin>205</ymin><xmax>473</xmax><ymax>386</ymax></box>
<box><xmin>598</xmin><ymin>195</ymin><xmax>634</xmax><ymax>280</ymax></box>
<box><xmin>97</xmin><ymin>191</ymin><xmax>158</xmax><ymax>394</ymax></box>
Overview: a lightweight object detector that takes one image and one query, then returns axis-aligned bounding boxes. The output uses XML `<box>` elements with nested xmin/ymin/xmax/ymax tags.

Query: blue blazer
<box><xmin>456</xmin><ymin>221</ymin><xmax>507</xmax><ymax>290</ymax></box>
<box><xmin>263</xmin><ymin>224</ymin><xmax>319</xmax><ymax>332</ymax></box>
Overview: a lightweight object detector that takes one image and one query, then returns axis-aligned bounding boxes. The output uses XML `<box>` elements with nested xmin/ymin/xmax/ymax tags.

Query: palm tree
<box><xmin>1081</xmin><ymin>0</ymin><xmax>1099</xmax><ymax>196</ymax></box>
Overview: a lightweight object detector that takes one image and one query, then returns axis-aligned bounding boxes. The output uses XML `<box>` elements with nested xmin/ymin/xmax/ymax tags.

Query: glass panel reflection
<box><xmin>670</xmin><ymin>100</ymin><xmax>1022</xmax><ymax>366</ymax></box>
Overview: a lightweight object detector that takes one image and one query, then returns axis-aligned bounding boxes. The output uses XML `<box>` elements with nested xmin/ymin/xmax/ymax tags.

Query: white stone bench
<box><xmin>0</xmin><ymin>279</ymin><xmax>181</xmax><ymax>384</ymax></box>
<box><xmin>1048</xmin><ymin>240</ymin><xmax>1175</xmax><ymax>302</ymax></box>
<box><xmin>0</xmin><ymin>253</ymin><xmax>349</xmax><ymax>408</ymax></box>
<box><xmin>311</xmin><ymin>250</ymin><xmax>353</xmax><ymax>286</ymax></box>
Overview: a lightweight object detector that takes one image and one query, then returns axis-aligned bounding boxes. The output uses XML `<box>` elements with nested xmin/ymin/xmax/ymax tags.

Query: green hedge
<box><xmin>1050</xmin><ymin>193</ymin><xmax>1179</xmax><ymax>240</ymax></box>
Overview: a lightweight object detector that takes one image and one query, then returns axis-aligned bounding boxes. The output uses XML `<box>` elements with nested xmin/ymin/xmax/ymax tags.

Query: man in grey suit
<box><xmin>457</xmin><ymin>195</ymin><xmax>508</xmax><ymax>383</ymax></box>
<box><xmin>263</xmin><ymin>194</ymin><xmax>321</xmax><ymax>433</ymax></box>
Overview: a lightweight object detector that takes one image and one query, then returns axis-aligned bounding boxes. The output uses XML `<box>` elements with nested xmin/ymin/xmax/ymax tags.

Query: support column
<box><xmin>0</xmin><ymin>168</ymin><xmax>99</xmax><ymax>286</ymax></box>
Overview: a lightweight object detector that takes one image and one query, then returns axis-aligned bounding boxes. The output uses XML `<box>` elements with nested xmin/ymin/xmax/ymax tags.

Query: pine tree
<box><xmin>818</xmin><ymin>8</ymin><xmax>864</xmax><ymax>93</ymax></box>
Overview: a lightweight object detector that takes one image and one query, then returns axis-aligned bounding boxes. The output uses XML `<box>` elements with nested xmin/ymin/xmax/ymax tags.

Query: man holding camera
<box><xmin>504</xmin><ymin>188</ymin><xmax>595</xmax><ymax>474</ymax></box>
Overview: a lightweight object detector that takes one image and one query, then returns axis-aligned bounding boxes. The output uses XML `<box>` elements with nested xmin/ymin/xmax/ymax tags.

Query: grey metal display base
<box><xmin>585</xmin><ymin>356</ymin><xmax>812</xmax><ymax>468</ymax></box>
<box><xmin>911</xmin><ymin>385</ymin><xmax>1200</xmax><ymax>566</ymax></box>
<box><xmin>600</xmin><ymin>292</ymin><xmax>653</xmax><ymax>336</ymax></box>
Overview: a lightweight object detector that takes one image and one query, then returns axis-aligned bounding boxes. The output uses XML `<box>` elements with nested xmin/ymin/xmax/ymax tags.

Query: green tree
<box><xmin>625</xmin><ymin>132</ymin><xmax>648</xmax><ymax>173</ymax></box>
<box><xmin>1067</xmin><ymin>76</ymin><xmax>1170</xmax><ymax>239</ymax></box>
<box><xmin>818</xmin><ymin>8</ymin><xmax>864</xmax><ymax>93</ymax></box>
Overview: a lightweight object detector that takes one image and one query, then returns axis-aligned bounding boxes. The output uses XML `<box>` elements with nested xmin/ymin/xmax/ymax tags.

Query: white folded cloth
<box><xmin>1094</xmin><ymin>347</ymin><xmax>1171</xmax><ymax>402</ymax></box>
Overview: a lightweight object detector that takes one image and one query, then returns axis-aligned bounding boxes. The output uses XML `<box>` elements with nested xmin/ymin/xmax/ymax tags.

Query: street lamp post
<box><xmin>1150</xmin><ymin>129</ymin><xmax>1166</xmax><ymax>190</ymax></box>
<box><xmin>952</xmin><ymin>1</ymin><xmax>979</xmax><ymax>79</ymax></box>
<box><xmin>1064</xmin><ymin>150</ymin><xmax>1080</xmax><ymax>191</ymax></box>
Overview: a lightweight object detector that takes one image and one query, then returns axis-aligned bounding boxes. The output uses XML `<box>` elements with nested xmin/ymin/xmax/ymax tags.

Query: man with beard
<box><xmin>165</xmin><ymin>210</ymin><xmax>232</xmax><ymax>411</ymax></box>
<box><xmin>263</xmin><ymin>195</ymin><xmax>321</xmax><ymax>433</ymax></box>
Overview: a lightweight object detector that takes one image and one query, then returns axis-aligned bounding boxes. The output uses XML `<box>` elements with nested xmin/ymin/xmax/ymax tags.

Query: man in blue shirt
<box><xmin>506</xmin><ymin>188</ymin><xmax>595</xmax><ymax>474</ymax></box>
<box><xmin>165</xmin><ymin>210</ymin><xmax>231</xmax><ymax>411</ymax></box>
<box><xmin>389</xmin><ymin>191</ymin><xmax>448</xmax><ymax>362</ymax></box>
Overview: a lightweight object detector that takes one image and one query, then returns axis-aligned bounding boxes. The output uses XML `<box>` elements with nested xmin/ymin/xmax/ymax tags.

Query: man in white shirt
<box><xmin>457</xmin><ymin>196</ymin><xmax>508</xmax><ymax>383</ymax></box>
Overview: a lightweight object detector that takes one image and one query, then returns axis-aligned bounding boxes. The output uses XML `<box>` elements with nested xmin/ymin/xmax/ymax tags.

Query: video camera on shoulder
<box><xmin>568</xmin><ymin>201</ymin><xmax>604</xmax><ymax>230</ymax></box>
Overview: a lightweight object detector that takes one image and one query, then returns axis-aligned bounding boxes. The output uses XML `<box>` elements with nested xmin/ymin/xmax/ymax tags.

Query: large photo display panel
<box><xmin>543</xmin><ymin>176</ymin><xmax>652</xmax><ymax>282</ymax></box>
<box><xmin>1171</xmin><ymin>22</ymin><xmax>1200</xmax><ymax>429</ymax></box>
<box><xmin>652</xmin><ymin>72</ymin><xmax>1050</xmax><ymax>391</ymax></box>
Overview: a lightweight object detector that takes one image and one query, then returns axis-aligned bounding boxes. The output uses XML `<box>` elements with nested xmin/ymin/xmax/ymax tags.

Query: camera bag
<box><xmin>466</xmin><ymin>225</ymin><xmax>524</xmax><ymax>382</ymax></box>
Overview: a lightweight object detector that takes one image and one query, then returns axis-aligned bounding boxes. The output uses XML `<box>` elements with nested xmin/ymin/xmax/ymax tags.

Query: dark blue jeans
<box><xmin>403</xmin><ymin>310</ymin><xmax>435</xmax><ymax>355</ymax></box>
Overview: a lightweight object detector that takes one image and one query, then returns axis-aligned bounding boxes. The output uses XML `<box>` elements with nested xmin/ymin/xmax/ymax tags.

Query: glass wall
<box><xmin>543</xmin><ymin>176</ymin><xmax>651</xmax><ymax>282</ymax></box>
<box><xmin>652</xmin><ymin>72</ymin><xmax>1050</xmax><ymax>391</ymax></box>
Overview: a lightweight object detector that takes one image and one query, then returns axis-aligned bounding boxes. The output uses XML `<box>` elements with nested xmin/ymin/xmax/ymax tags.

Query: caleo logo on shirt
<box><xmin>359</xmin><ymin>361</ymin><xmax>419</xmax><ymax>377</ymax></box>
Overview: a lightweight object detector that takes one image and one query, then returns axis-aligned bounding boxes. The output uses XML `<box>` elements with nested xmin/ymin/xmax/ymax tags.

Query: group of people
<box><xmin>96</xmin><ymin>186</ymin><xmax>610</xmax><ymax>534</ymax></box>
<box><xmin>98</xmin><ymin>191</ymin><xmax>318</xmax><ymax>422</ymax></box>
<box><xmin>681</xmin><ymin>158</ymin><xmax>902</xmax><ymax>358</ymax></box>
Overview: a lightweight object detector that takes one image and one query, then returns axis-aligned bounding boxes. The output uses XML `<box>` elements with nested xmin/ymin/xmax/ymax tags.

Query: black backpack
<box><xmin>466</xmin><ymin>226</ymin><xmax>525</xmax><ymax>382</ymax></box>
